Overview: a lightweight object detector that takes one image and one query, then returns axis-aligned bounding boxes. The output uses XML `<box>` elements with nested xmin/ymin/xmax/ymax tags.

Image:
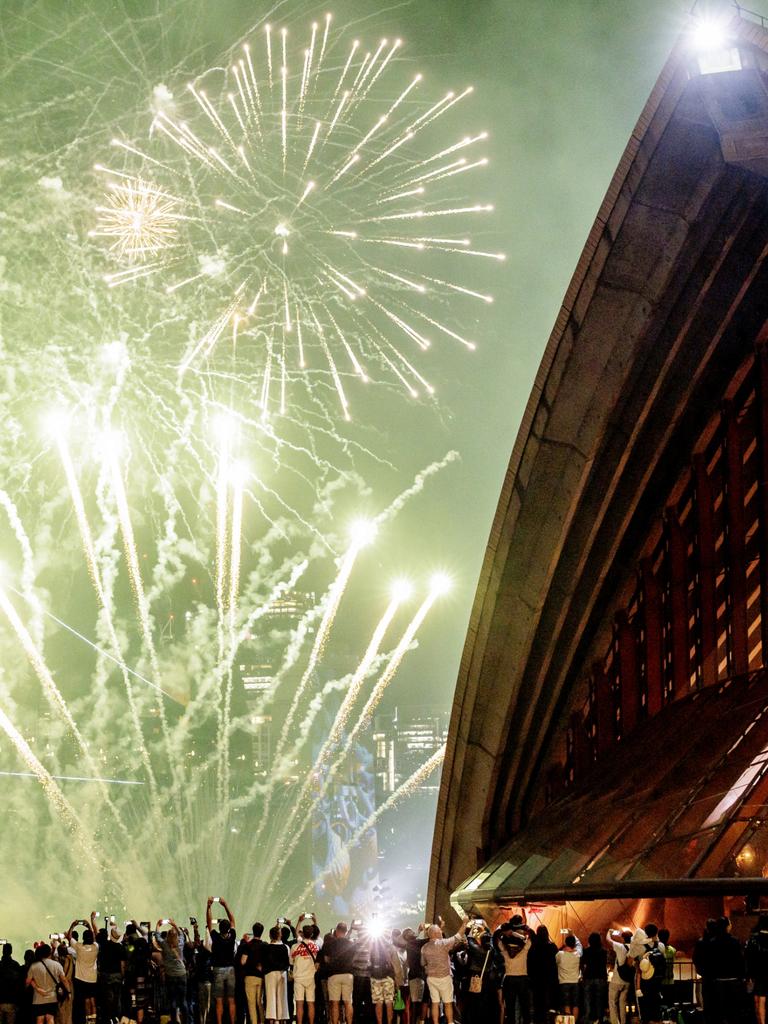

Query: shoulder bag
<box><xmin>469</xmin><ymin>948</ymin><xmax>490</xmax><ymax>994</ymax></box>
<box><xmin>43</xmin><ymin>960</ymin><xmax>69</xmax><ymax>1004</ymax></box>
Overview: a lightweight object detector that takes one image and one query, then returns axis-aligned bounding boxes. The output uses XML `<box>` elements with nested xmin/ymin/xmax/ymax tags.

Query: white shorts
<box><xmin>293</xmin><ymin>977</ymin><xmax>315</xmax><ymax>1003</ymax></box>
<box><xmin>427</xmin><ymin>975</ymin><xmax>454</xmax><ymax>1005</ymax></box>
<box><xmin>327</xmin><ymin>974</ymin><xmax>353</xmax><ymax>1002</ymax></box>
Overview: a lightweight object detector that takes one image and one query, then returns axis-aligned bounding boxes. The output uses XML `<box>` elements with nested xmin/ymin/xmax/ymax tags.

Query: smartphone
<box><xmin>161</xmin><ymin>919</ymin><xmax>170</xmax><ymax>925</ymax></box>
<box><xmin>190</xmin><ymin>917</ymin><xmax>198</xmax><ymax>927</ymax></box>
<box><xmin>277</xmin><ymin>917</ymin><xmax>286</xmax><ymax>925</ymax></box>
<box><xmin>93</xmin><ymin>912</ymin><xmax>100</xmax><ymax>919</ymax></box>
<box><xmin>560</xmin><ymin>929</ymin><xmax>570</xmax><ymax>935</ymax></box>
<box><xmin>49</xmin><ymin>933</ymin><xmax>56</xmax><ymax>940</ymax></box>
<box><xmin>140</xmin><ymin>922</ymin><xmax>151</xmax><ymax>932</ymax></box>
<box><xmin>212</xmin><ymin>897</ymin><xmax>221</xmax><ymax>904</ymax></box>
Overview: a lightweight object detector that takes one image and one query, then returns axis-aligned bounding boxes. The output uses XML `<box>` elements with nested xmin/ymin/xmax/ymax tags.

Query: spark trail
<box><xmin>264</xmin><ymin>586</ymin><xmax>405</xmax><ymax>864</ymax></box>
<box><xmin>52</xmin><ymin>428</ymin><xmax>158</xmax><ymax>794</ymax></box>
<box><xmin>0</xmin><ymin>705</ymin><xmax>101</xmax><ymax>870</ymax></box>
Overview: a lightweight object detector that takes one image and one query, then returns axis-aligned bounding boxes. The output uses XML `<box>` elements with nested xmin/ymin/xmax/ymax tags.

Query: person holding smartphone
<box><xmin>205</xmin><ymin>898</ymin><xmax>236</xmax><ymax>1024</ymax></box>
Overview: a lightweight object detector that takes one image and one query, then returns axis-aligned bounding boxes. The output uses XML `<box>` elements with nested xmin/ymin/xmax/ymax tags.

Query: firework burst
<box><xmin>92</xmin><ymin>17</ymin><xmax>504</xmax><ymax>420</ymax></box>
<box><xmin>90</xmin><ymin>177</ymin><xmax>184</xmax><ymax>261</ymax></box>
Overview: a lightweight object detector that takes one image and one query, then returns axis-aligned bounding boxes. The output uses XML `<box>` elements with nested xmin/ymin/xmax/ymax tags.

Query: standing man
<box><xmin>290</xmin><ymin>925</ymin><xmax>318</xmax><ymax>1024</ymax></box>
<box><xmin>420</xmin><ymin>915</ymin><xmax>469</xmax><ymax>1024</ymax></box>
<box><xmin>95</xmin><ymin>918</ymin><xmax>126</xmax><ymax>1024</ymax></box>
<box><xmin>606</xmin><ymin>929</ymin><xmax>634</xmax><ymax>1024</ymax></box>
<box><xmin>0</xmin><ymin>943</ymin><xmax>21</xmax><ymax>1024</ymax></box>
<box><xmin>239</xmin><ymin>925</ymin><xmax>265</xmax><ymax>1024</ymax></box>
<box><xmin>66</xmin><ymin>920</ymin><xmax>98</xmax><ymax>1024</ymax></box>
<box><xmin>205</xmin><ymin>897</ymin><xmax>236</xmax><ymax>1024</ymax></box>
<box><xmin>321</xmin><ymin>924</ymin><xmax>356</xmax><ymax>1024</ymax></box>
<box><xmin>402</xmin><ymin>927</ymin><xmax>429</xmax><ymax>1024</ymax></box>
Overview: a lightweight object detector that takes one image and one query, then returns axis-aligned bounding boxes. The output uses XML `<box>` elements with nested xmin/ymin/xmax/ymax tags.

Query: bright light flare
<box><xmin>350</xmin><ymin>518</ymin><xmax>377</xmax><ymax>547</ymax></box>
<box><xmin>690</xmin><ymin>16</ymin><xmax>729</xmax><ymax>52</ymax></box>
<box><xmin>430</xmin><ymin>572</ymin><xmax>452</xmax><ymax>596</ymax></box>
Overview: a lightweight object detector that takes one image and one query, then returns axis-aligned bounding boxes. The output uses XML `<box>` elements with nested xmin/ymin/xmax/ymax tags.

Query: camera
<box><xmin>190</xmin><ymin>917</ymin><xmax>197</xmax><ymax>926</ymax></box>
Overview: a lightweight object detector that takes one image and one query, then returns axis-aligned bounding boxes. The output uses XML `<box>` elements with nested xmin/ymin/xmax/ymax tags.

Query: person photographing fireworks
<box><xmin>204</xmin><ymin>897</ymin><xmax>236</xmax><ymax>1024</ymax></box>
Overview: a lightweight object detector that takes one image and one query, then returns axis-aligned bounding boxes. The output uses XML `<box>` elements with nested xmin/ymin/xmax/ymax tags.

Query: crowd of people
<box><xmin>4</xmin><ymin>902</ymin><xmax>768</xmax><ymax>1024</ymax></box>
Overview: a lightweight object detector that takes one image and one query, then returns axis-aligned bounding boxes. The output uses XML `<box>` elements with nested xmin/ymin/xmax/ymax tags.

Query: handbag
<box><xmin>43</xmin><ymin>960</ymin><xmax>69</xmax><ymax>1004</ymax></box>
<box><xmin>469</xmin><ymin>948</ymin><xmax>490</xmax><ymax>994</ymax></box>
<box><xmin>393</xmin><ymin>988</ymin><xmax>405</xmax><ymax>1012</ymax></box>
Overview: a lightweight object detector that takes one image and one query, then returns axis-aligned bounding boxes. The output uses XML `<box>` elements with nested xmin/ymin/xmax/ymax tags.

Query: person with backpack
<box><xmin>632</xmin><ymin>926</ymin><xmax>665</xmax><ymax>1024</ymax></box>
<box><xmin>606</xmin><ymin>929</ymin><xmax>634</xmax><ymax>1024</ymax></box>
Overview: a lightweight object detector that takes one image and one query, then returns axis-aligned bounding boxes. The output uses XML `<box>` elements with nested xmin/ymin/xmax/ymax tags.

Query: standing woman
<box><xmin>26</xmin><ymin>945</ymin><xmax>70</xmax><ymax>1024</ymax></box>
<box><xmin>263</xmin><ymin>927</ymin><xmax>289</xmax><ymax>1024</ymax></box>
<box><xmin>464</xmin><ymin>927</ymin><xmax>494</xmax><ymax>1024</ymax></box>
<box><xmin>55</xmin><ymin>944</ymin><xmax>74</xmax><ymax>1024</ymax></box>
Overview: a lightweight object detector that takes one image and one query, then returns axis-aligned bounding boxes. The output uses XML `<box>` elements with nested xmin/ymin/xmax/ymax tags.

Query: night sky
<box><xmin>0</xmin><ymin>0</ymin><xmax>695</xmax><ymax>936</ymax></box>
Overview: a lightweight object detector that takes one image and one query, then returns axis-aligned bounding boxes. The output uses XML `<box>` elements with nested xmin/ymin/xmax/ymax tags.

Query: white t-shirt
<box><xmin>72</xmin><ymin>942</ymin><xmax>98</xmax><ymax>983</ymax></box>
<box><xmin>291</xmin><ymin>941</ymin><xmax>318</xmax><ymax>985</ymax></box>
<box><xmin>556</xmin><ymin>949</ymin><xmax>581</xmax><ymax>984</ymax></box>
<box><xmin>28</xmin><ymin>959</ymin><xmax>65</xmax><ymax>1004</ymax></box>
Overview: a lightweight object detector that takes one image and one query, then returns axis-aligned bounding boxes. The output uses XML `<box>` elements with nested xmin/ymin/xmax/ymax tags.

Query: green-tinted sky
<box><xmin>0</xmin><ymin>0</ymin><xmax>718</xmax><ymax>931</ymax></box>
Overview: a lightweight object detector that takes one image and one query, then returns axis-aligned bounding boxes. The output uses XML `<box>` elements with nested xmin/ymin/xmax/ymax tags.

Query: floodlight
<box><xmin>689</xmin><ymin>16</ymin><xmax>742</xmax><ymax>75</ymax></box>
<box><xmin>366</xmin><ymin>918</ymin><xmax>388</xmax><ymax>940</ymax></box>
<box><xmin>691</xmin><ymin>17</ymin><xmax>728</xmax><ymax>53</ymax></box>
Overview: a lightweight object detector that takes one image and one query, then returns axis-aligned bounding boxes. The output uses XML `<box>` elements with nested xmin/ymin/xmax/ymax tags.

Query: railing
<box><xmin>733</xmin><ymin>2</ymin><xmax>768</xmax><ymax>29</ymax></box>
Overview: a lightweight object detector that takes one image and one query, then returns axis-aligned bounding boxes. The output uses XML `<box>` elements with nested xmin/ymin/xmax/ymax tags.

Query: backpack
<box><xmin>644</xmin><ymin>943</ymin><xmax>666</xmax><ymax>979</ymax></box>
<box><xmin>616</xmin><ymin>946</ymin><xmax>635</xmax><ymax>983</ymax></box>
